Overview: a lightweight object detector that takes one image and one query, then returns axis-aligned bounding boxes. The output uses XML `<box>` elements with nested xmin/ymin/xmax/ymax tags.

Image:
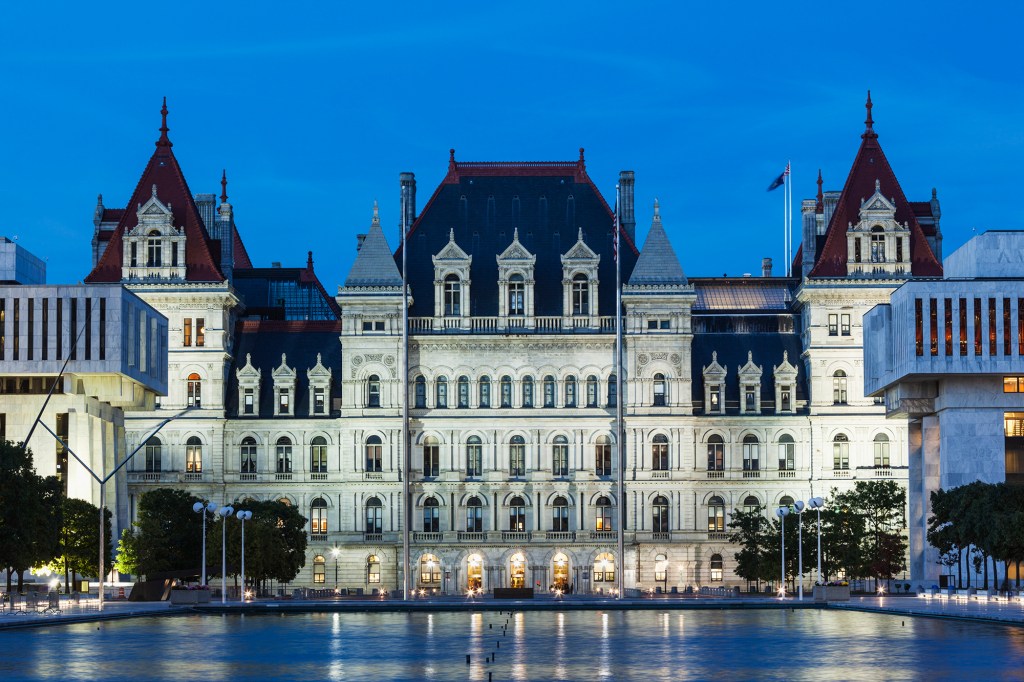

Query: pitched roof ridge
<box><xmin>627</xmin><ymin>199</ymin><xmax>687</xmax><ymax>286</ymax></box>
<box><xmin>343</xmin><ymin>207</ymin><xmax>403</xmax><ymax>288</ymax></box>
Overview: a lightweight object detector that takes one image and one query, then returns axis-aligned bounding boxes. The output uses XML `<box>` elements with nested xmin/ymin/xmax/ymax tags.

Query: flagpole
<box><xmin>614</xmin><ymin>184</ymin><xmax>624</xmax><ymax>601</ymax></box>
<box><xmin>787</xmin><ymin>161</ymin><xmax>793</xmax><ymax>276</ymax></box>
<box><xmin>782</xmin><ymin>167</ymin><xmax>787</xmax><ymax>276</ymax></box>
<box><xmin>401</xmin><ymin>189</ymin><xmax>411</xmax><ymax>601</ymax></box>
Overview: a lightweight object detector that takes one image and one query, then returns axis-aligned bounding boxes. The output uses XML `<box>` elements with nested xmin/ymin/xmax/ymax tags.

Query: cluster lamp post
<box><xmin>808</xmin><ymin>497</ymin><xmax>825</xmax><ymax>586</ymax></box>
<box><xmin>192</xmin><ymin>501</ymin><xmax>218</xmax><ymax>585</ymax></box>
<box><xmin>237</xmin><ymin>510</ymin><xmax>253</xmax><ymax>601</ymax></box>
<box><xmin>218</xmin><ymin>505</ymin><xmax>235</xmax><ymax>603</ymax></box>
<box><xmin>775</xmin><ymin>506</ymin><xmax>789</xmax><ymax>597</ymax></box>
<box><xmin>794</xmin><ymin>500</ymin><xmax>806</xmax><ymax>600</ymax></box>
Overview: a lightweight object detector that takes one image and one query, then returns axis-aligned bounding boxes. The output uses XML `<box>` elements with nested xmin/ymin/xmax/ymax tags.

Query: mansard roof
<box><xmin>233</xmin><ymin>256</ymin><xmax>341</xmax><ymax>320</ymax></box>
<box><xmin>344</xmin><ymin>204</ymin><xmax>403</xmax><ymax>288</ymax></box>
<box><xmin>808</xmin><ymin>94</ymin><xmax>942</xmax><ymax>278</ymax></box>
<box><xmin>691</xmin><ymin>333</ymin><xmax>808</xmax><ymax>412</ymax></box>
<box><xmin>85</xmin><ymin>100</ymin><xmax>225</xmax><ymax>283</ymax></box>
<box><xmin>396</xmin><ymin>149</ymin><xmax>639</xmax><ymax>317</ymax></box>
<box><xmin>627</xmin><ymin>201</ymin><xmax>687</xmax><ymax>286</ymax></box>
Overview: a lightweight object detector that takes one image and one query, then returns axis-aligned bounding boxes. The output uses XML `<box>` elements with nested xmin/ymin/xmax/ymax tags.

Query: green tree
<box><xmin>728</xmin><ymin>505</ymin><xmax>773</xmax><ymax>588</ymax></box>
<box><xmin>49</xmin><ymin>497</ymin><xmax>112</xmax><ymax>591</ymax></box>
<box><xmin>208</xmin><ymin>499</ymin><xmax>308</xmax><ymax>590</ymax></box>
<box><xmin>130</xmin><ymin>488</ymin><xmax>205</xmax><ymax>578</ymax></box>
<box><xmin>821</xmin><ymin>481</ymin><xmax>908</xmax><ymax>588</ymax></box>
<box><xmin>113</xmin><ymin>527</ymin><xmax>140</xmax><ymax>577</ymax></box>
<box><xmin>0</xmin><ymin>441</ymin><xmax>62</xmax><ymax>592</ymax></box>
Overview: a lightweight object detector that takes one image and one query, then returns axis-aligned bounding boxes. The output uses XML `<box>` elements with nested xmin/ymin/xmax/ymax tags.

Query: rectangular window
<box><xmin>314</xmin><ymin>388</ymin><xmax>325</xmax><ymax>414</ymax></box>
<box><xmin>196</xmin><ymin>318</ymin><xmax>205</xmax><ymax>347</ymax></box>
<box><xmin>914</xmin><ymin>299</ymin><xmax>923</xmax><ymax>357</ymax></box>
<box><xmin>41</xmin><ymin>298</ymin><xmax>48</xmax><ymax>361</ymax></box>
<box><xmin>990</xmin><ymin>298</ymin><xmax>998</xmax><ymax>356</ymax></box>
<box><xmin>896</xmin><ymin>237</ymin><xmax>903</xmax><ymax>263</ymax></box>
<box><xmin>183</xmin><ymin>317</ymin><xmax>192</xmax><ymax>347</ymax></box>
<box><xmin>0</xmin><ymin>299</ymin><xmax>5</xmax><ymax>360</ymax></box>
<box><xmin>1005</xmin><ymin>412</ymin><xmax>1024</xmax><ymax>484</ymax></box>
<box><xmin>1020</xmin><ymin>299</ymin><xmax>1024</xmax><ymax>356</ymax></box>
<box><xmin>929</xmin><ymin>298</ymin><xmax>938</xmax><ymax>356</ymax></box>
<box><xmin>780</xmin><ymin>388</ymin><xmax>791</xmax><ymax>412</ymax></box>
<box><xmin>27</xmin><ymin>298</ymin><xmax>34</xmax><ymax>360</ymax></box>
<box><xmin>1003</xmin><ymin>377</ymin><xmax>1024</xmax><ymax>393</ymax></box>
<box><xmin>98</xmin><ymin>297</ymin><xmax>106</xmax><ymax>360</ymax></box>
<box><xmin>974</xmin><ymin>299</ymin><xmax>982</xmax><ymax>356</ymax></box>
<box><xmin>828</xmin><ymin>314</ymin><xmax>838</xmax><ymax>336</ymax></box>
<box><xmin>12</xmin><ymin>299</ymin><xmax>19</xmax><ymax>361</ymax></box>
<box><xmin>56</xmin><ymin>298</ymin><xmax>62</xmax><ymax>360</ymax></box>
<box><xmin>744</xmin><ymin>386</ymin><xmax>756</xmax><ymax>412</ymax></box>
<box><xmin>244</xmin><ymin>389</ymin><xmax>254</xmax><ymax>414</ymax></box>
<box><xmin>960</xmin><ymin>298</ymin><xmax>968</xmax><ymax>356</ymax></box>
<box><xmin>840</xmin><ymin>313</ymin><xmax>851</xmax><ymax>336</ymax></box>
<box><xmin>944</xmin><ymin>299</ymin><xmax>953</xmax><ymax>356</ymax></box>
<box><xmin>1004</xmin><ymin>299</ymin><xmax>1012</xmax><ymax>356</ymax></box>
<box><xmin>710</xmin><ymin>386</ymin><xmax>720</xmax><ymax>412</ymax></box>
<box><xmin>279</xmin><ymin>390</ymin><xmax>290</xmax><ymax>414</ymax></box>
<box><xmin>84</xmin><ymin>298</ymin><xmax>91</xmax><ymax>360</ymax></box>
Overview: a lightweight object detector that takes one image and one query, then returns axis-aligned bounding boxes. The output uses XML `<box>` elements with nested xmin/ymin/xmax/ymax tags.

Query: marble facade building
<box><xmin>79</xmin><ymin>95</ymin><xmax>941</xmax><ymax>592</ymax></box>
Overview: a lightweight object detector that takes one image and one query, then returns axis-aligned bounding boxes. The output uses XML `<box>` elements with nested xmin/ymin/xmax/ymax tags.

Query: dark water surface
<box><xmin>2</xmin><ymin>609</ymin><xmax>1022</xmax><ymax>680</ymax></box>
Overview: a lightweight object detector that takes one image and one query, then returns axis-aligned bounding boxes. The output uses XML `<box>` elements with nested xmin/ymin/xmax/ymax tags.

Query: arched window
<box><xmin>444</xmin><ymin>274</ymin><xmax>461</xmax><ymax>316</ymax></box>
<box><xmin>310</xmin><ymin>436</ymin><xmax>328</xmax><ymax>474</ymax></box>
<box><xmin>777</xmin><ymin>434</ymin><xmax>795</xmax><ymax>471</ymax></box>
<box><xmin>500</xmin><ymin>375</ymin><xmax>513</xmax><ymax>407</ymax></box>
<box><xmin>367</xmin><ymin>374</ymin><xmax>381</xmax><ymax>407</ymax></box>
<box><xmin>743</xmin><ymin>495</ymin><xmax>761</xmax><ymax>514</ymax></box>
<box><xmin>607</xmin><ymin>374</ymin><xmax>617</xmax><ymax>407</ymax></box>
<box><xmin>522</xmin><ymin>376</ymin><xmax>534</xmax><ymax>408</ymax></box>
<box><xmin>276</xmin><ymin>436</ymin><xmax>292</xmax><ymax>473</ymax></box>
<box><xmin>457</xmin><ymin>375</ymin><xmax>470</xmax><ymax>408</ymax></box>
<box><xmin>551</xmin><ymin>496</ymin><xmax>569</xmax><ymax>532</ymax></box>
<box><xmin>509</xmin><ymin>435</ymin><xmax>525</xmax><ymax>477</ymax></box>
<box><xmin>466</xmin><ymin>496</ymin><xmax>483</xmax><ymax>532</ymax></box>
<box><xmin>240</xmin><ymin>436</ymin><xmax>257</xmax><ymax>474</ymax></box>
<box><xmin>543</xmin><ymin>375</ymin><xmax>556</xmax><ymax>408</ymax></box>
<box><xmin>414</xmin><ymin>375</ymin><xmax>426</xmax><ymax>408</ymax></box>
<box><xmin>595</xmin><ymin>435</ymin><xmax>612</xmax><ymax>476</ymax></box>
<box><xmin>187</xmin><ymin>373</ymin><xmax>202</xmax><ymax>408</ymax></box>
<box><xmin>510</xmin><ymin>553</ymin><xmax>527</xmax><ymax>588</ymax></box>
<box><xmin>833</xmin><ymin>370</ymin><xmax>848</xmax><ymax>405</ymax></box>
<box><xmin>742</xmin><ymin>435</ymin><xmax>760</xmax><ymax>471</ymax></box>
<box><xmin>707</xmin><ymin>435</ymin><xmax>724</xmax><ymax>471</ymax></box>
<box><xmin>423</xmin><ymin>437</ymin><xmax>439</xmax><ymax>477</ymax></box>
<box><xmin>593</xmin><ymin>552</ymin><xmax>614</xmax><ymax>583</ymax></box>
<box><xmin>553</xmin><ymin>553</ymin><xmax>570</xmax><ymax>590</ymax></box>
<box><xmin>833</xmin><ymin>433</ymin><xmax>850</xmax><ymax>470</ymax></box>
<box><xmin>310</xmin><ymin>497</ymin><xmax>328</xmax><ymax>536</ymax></box>
<box><xmin>466</xmin><ymin>436</ymin><xmax>482</xmax><ymax>477</ymax></box>
<box><xmin>779</xmin><ymin>495</ymin><xmax>795</xmax><ymax>508</ymax></box>
<box><xmin>710</xmin><ymin>554</ymin><xmax>724</xmax><ymax>582</ymax></box>
<box><xmin>586</xmin><ymin>375</ymin><xmax>599</xmax><ymax>407</ymax></box>
<box><xmin>145</xmin><ymin>436</ymin><xmax>162</xmax><ymax>472</ymax></box>
<box><xmin>708</xmin><ymin>496</ymin><xmax>725</xmax><ymax>532</ymax></box>
<box><xmin>652</xmin><ymin>434</ymin><xmax>669</xmax><ymax>471</ymax></box>
<box><xmin>572</xmin><ymin>273</ymin><xmax>589</xmax><ymax>315</ymax></box>
<box><xmin>435</xmin><ymin>376</ymin><xmax>448</xmax><ymax>408</ymax></box>
<box><xmin>653</xmin><ymin>373</ymin><xmax>666</xmax><ymax>407</ymax></box>
<box><xmin>564</xmin><ymin>376</ymin><xmax>577</xmax><ymax>407</ymax></box>
<box><xmin>420</xmin><ymin>553</ymin><xmax>441</xmax><ymax>585</ymax></box>
<box><xmin>871</xmin><ymin>226</ymin><xmax>886</xmax><ymax>263</ymax></box>
<box><xmin>874</xmin><ymin>433</ymin><xmax>890</xmax><ymax>468</ymax></box>
<box><xmin>652</xmin><ymin>495</ymin><xmax>669</xmax><ymax>533</ymax></box>
<box><xmin>655</xmin><ymin>553</ymin><xmax>668</xmax><ymax>583</ymax></box>
<box><xmin>147</xmin><ymin>230</ymin><xmax>162</xmax><ymax>267</ymax></box>
<box><xmin>552</xmin><ymin>435</ymin><xmax>569</xmax><ymax>476</ymax></box>
<box><xmin>595</xmin><ymin>496</ymin><xmax>612</xmax><ymax>531</ymax></box>
<box><xmin>422</xmin><ymin>497</ymin><xmax>440</xmax><ymax>532</ymax></box>
<box><xmin>185</xmin><ymin>436</ymin><xmax>202</xmax><ymax>473</ymax></box>
<box><xmin>365</xmin><ymin>435</ymin><xmax>382</xmax><ymax>472</ymax></box>
<box><xmin>478</xmin><ymin>376</ymin><xmax>491</xmax><ymax>408</ymax></box>
<box><xmin>367</xmin><ymin>555</ymin><xmax>381</xmax><ymax>584</ymax></box>
<box><xmin>509</xmin><ymin>496</ymin><xmax>526</xmax><ymax>532</ymax></box>
<box><xmin>312</xmin><ymin>555</ymin><xmax>326</xmax><ymax>584</ymax></box>
<box><xmin>508</xmin><ymin>274</ymin><xmax>525</xmax><ymax>316</ymax></box>
<box><xmin>365</xmin><ymin>497</ymin><xmax>383</xmax><ymax>534</ymax></box>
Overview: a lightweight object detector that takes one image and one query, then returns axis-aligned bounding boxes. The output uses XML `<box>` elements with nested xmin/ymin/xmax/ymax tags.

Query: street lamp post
<box><xmin>776</xmin><ymin>506</ymin><xmax>789</xmax><ymax>597</ymax></box>
<box><xmin>794</xmin><ymin>500</ymin><xmax>806</xmax><ymax>600</ymax></box>
<box><xmin>808</xmin><ymin>497</ymin><xmax>825</xmax><ymax>588</ymax></box>
<box><xmin>192</xmin><ymin>501</ymin><xmax>218</xmax><ymax>586</ymax></box>
<box><xmin>331</xmin><ymin>547</ymin><xmax>340</xmax><ymax>592</ymax></box>
<box><xmin>236</xmin><ymin>510</ymin><xmax>252</xmax><ymax>601</ymax></box>
<box><xmin>218</xmin><ymin>505</ymin><xmax>235</xmax><ymax>604</ymax></box>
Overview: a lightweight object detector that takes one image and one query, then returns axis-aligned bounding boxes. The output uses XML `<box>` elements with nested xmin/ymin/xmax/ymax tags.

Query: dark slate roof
<box><xmin>396</xmin><ymin>152</ymin><xmax>639</xmax><ymax>317</ymax></box>
<box><xmin>344</xmin><ymin>209</ymin><xmax>403</xmax><ymax>288</ymax></box>
<box><xmin>627</xmin><ymin>203</ymin><xmax>687</xmax><ymax>286</ymax></box>
<box><xmin>226</xmin><ymin>321</ymin><xmax>343</xmax><ymax>418</ymax></box>
<box><xmin>690</xmin><ymin>332</ymin><xmax>807</xmax><ymax>412</ymax></box>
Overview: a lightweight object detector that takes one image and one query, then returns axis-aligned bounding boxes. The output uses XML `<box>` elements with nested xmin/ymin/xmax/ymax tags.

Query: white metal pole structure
<box><xmin>192</xmin><ymin>501</ymin><xmax>219</xmax><ymax>585</ymax></box>
<box><xmin>794</xmin><ymin>500</ymin><xmax>806</xmax><ymax>600</ymax></box>
<box><xmin>808</xmin><ymin>497</ymin><xmax>825</xmax><ymax>586</ymax></box>
<box><xmin>218</xmin><ymin>505</ymin><xmax>235</xmax><ymax>604</ymax></box>
<box><xmin>401</xmin><ymin>185</ymin><xmax>411</xmax><ymax>601</ymax></box>
<box><xmin>614</xmin><ymin>183</ymin><xmax>624</xmax><ymax>601</ymax></box>
<box><xmin>776</xmin><ymin>506</ymin><xmax>789</xmax><ymax>597</ymax></box>
<box><xmin>236</xmin><ymin>510</ymin><xmax>252</xmax><ymax>601</ymax></box>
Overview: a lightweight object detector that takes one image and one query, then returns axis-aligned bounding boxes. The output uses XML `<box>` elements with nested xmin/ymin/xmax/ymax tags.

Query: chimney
<box><xmin>761</xmin><ymin>257</ymin><xmax>773</xmax><ymax>277</ymax></box>
<box><xmin>618</xmin><ymin>171</ymin><xmax>636</xmax><ymax>242</ymax></box>
<box><xmin>356</xmin><ymin>234</ymin><xmax>367</xmax><ymax>251</ymax></box>
<box><xmin>400</xmin><ymin>172</ymin><xmax>416</xmax><ymax>241</ymax></box>
<box><xmin>801</xmin><ymin>199</ymin><xmax>817</xmax><ymax>278</ymax></box>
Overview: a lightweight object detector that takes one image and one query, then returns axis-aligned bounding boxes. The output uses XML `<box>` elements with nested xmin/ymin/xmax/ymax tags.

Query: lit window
<box><xmin>593</xmin><ymin>553</ymin><xmax>615</xmax><ymax>583</ymax></box>
<box><xmin>314</xmin><ymin>388</ymin><xmax>325</xmax><ymax>414</ymax></box>
<box><xmin>420</xmin><ymin>553</ymin><xmax>441</xmax><ymax>584</ymax></box>
<box><xmin>313</xmin><ymin>555</ymin><xmax>326</xmax><ymax>584</ymax></box>
<box><xmin>243</xmin><ymin>388</ymin><xmax>255</xmax><ymax>415</ymax></box>
<box><xmin>708</xmin><ymin>496</ymin><xmax>725</xmax><ymax>532</ymax></box>
<box><xmin>367</xmin><ymin>555</ymin><xmax>381</xmax><ymax>583</ymax></box>
<box><xmin>710</xmin><ymin>554</ymin><xmax>724</xmax><ymax>582</ymax></box>
<box><xmin>187</xmin><ymin>373</ymin><xmax>202</xmax><ymax>408</ymax></box>
<box><xmin>185</xmin><ymin>436</ymin><xmax>202</xmax><ymax>473</ymax></box>
<box><xmin>310</xmin><ymin>497</ymin><xmax>328</xmax><ymax>535</ymax></box>
<box><xmin>508</xmin><ymin>496</ymin><xmax>526</xmax><ymax>532</ymax></box>
<box><xmin>279</xmin><ymin>389</ymin><xmax>290</xmax><ymax>414</ymax></box>
<box><xmin>195</xmin><ymin>318</ymin><xmax>205</xmax><ymax>347</ymax></box>
<box><xmin>595</xmin><ymin>496</ymin><xmax>612</xmax><ymax>531</ymax></box>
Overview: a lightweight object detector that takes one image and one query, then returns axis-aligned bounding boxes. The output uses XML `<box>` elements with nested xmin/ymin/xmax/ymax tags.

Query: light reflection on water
<box><xmin>1</xmin><ymin>609</ymin><xmax>1022</xmax><ymax>681</ymax></box>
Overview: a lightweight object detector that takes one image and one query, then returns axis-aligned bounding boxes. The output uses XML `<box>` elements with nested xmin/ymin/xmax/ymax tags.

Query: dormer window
<box><xmin>272</xmin><ymin>353</ymin><xmax>297</xmax><ymax>417</ymax></box>
<box><xmin>122</xmin><ymin>184</ymin><xmax>186</xmax><ymax>281</ymax></box>
<box><xmin>561</xmin><ymin>229</ymin><xmax>600</xmax><ymax>321</ymax></box>
<box><xmin>703</xmin><ymin>351</ymin><xmax>727</xmax><ymax>414</ymax></box>
<box><xmin>572</xmin><ymin>274</ymin><xmax>589</xmax><ymax>315</ymax></box>
<box><xmin>147</xmin><ymin>231</ymin><xmax>163</xmax><ymax>267</ymax></box>
<box><xmin>307</xmin><ymin>353</ymin><xmax>332</xmax><ymax>416</ymax></box>
<box><xmin>432</xmin><ymin>229</ymin><xmax>472</xmax><ymax>320</ymax></box>
<box><xmin>279</xmin><ymin>390</ymin><xmax>290</xmax><ymax>414</ymax></box>
<box><xmin>870</xmin><ymin>226</ymin><xmax>886</xmax><ymax>262</ymax></box>
<box><xmin>738</xmin><ymin>351</ymin><xmax>763</xmax><ymax>414</ymax></box>
<box><xmin>444</xmin><ymin>275</ymin><xmax>461</xmax><ymax>316</ymax></box>
<box><xmin>846</xmin><ymin>179</ymin><xmax>912</xmax><ymax>277</ymax></box>
<box><xmin>509</xmin><ymin>275</ymin><xmax>525</xmax><ymax>315</ymax></box>
<box><xmin>236</xmin><ymin>353</ymin><xmax>261</xmax><ymax>416</ymax></box>
<box><xmin>497</xmin><ymin>229</ymin><xmax>537</xmax><ymax>325</ymax></box>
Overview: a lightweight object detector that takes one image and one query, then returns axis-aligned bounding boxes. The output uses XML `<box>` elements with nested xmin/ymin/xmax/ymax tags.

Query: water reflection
<box><xmin>1</xmin><ymin>609</ymin><xmax>1022</xmax><ymax>680</ymax></box>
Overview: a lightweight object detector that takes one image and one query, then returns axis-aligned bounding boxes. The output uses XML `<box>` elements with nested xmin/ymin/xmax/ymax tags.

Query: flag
<box><xmin>612</xmin><ymin>206</ymin><xmax>619</xmax><ymax>264</ymax></box>
<box><xmin>767</xmin><ymin>163</ymin><xmax>790</xmax><ymax>191</ymax></box>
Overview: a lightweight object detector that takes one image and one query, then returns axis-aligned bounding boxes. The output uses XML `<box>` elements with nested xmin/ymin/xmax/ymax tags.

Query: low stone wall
<box><xmin>813</xmin><ymin>585</ymin><xmax>851</xmax><ymax>602</ymax></box>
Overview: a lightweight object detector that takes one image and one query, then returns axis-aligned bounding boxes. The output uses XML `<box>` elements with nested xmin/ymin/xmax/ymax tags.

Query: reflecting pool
<box><xmin>2</xmin><ymin>609</ymin><xmax>1022</xmax><ymax>680</ymax></box>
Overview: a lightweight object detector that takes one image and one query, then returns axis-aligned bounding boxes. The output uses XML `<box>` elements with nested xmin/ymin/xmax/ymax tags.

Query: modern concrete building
<box><xmin>865</xmin><ymin>230</ymin><xmax>1024</xmax><ymax>584</ymax></box>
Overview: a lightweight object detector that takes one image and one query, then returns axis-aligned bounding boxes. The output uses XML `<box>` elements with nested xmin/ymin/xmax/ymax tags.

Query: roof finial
<box><xmin>578</xmin><ymin>227</ymin><xmax>584</xmax><ymax>242</ymax></box>
<box><xmin>579</xmin><ymin>147</ymin><xmax>585</xmax><ymax>163</ymax></box>
<box><xmin>151</xmin><ymin>184</ymin><xmax>158</xmax><ymax>198</ymax></box>
<box><xmin>875</xmin><ymin>178</ymin><xmax>881</xmax><ymax>192</ymax></box>
<box><xmin>862</xmin><ymin>90</ymin><xmax>877</xmax><ymax>140</ymax></box>
<box><xmin>156</xmin><ymin>97</ymin><xmax>172</xmax><ymax>148</ymax></box>
<box><xmin>449</xmin><ymin>227</ymin><xmax>455</xmax><ymax>242</ymax></box>
<box><xmin>220</xmin><ymin>169</ymin><xmax>228</xmax><ymax>203</ymax></box>
<box><xmin>513</xmin><ymin>227</ymin><xmax>519</xmax><ymax>241</ymax></box>
<box><xmin>372</xmin><ymin>200</ymin><xmax>380</xmax><ymax>226</ymax></box>
<box><xmin>653</xmin><ymin>198</ymin><xmax>661</xmax><ymax>220</ymax></box>
<box><xmin>307</xmin><ymin>251</ymin><xmax>314</xmax><ymax>270</ymax></box>
<box><xmin>815</xmin><ymin>169</ymin><xmax>824</xmax><ymax>213</ymax></box>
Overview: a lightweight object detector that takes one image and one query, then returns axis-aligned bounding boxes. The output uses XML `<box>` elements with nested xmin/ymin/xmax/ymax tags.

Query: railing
<box><xmin>413</xmin><ymin>532</ymin><xmax>443</xmax><ymax>543</ymax></box>
<box><xmin>651</xmin><ymin>471</ymin><xmax>670</xmax><ymax>479</ymax></box>
<box><xmin>308</xmin><ymin>533</ymin><xmax>329</xmax><ymax>543</ymax></box>
<box><xmin>408</xmin><ymin>316</ymin><xmax>616</xmax><ymax>334</ymax></box>
<box><xmin>547</xmin><ymin>531</ymin><xmax>576</xmax><ymax>542</ymax></box>
<box><xmin>181</xmin><ymin>472</ymin><xmax>203</xmax><ymax>482</ymax></box>
<box><xmin>707</xmin><ymin>470</ymin><xmax>725</xmax><ymax>479</ymax></box>
<box><xmin>457</xmin><ymin>532</ymin><xmax>486</xmax><ymax>542</ymax></box>
<box><xmin>240</xmin><ymin>473</ymin><xmax>258</xmax><ymax>481</ymax></box>
<box><xmin>364</xmin><ymin>533</ymin><xmax>383</xmax><ymax>543</ymax></box>
<box><xmin>276</xmin><ymin>473</ymin><xmax>293</xmax><ymax>481</ymax></box>
<box><xmin>652</xmin><ymin>532</ymin><xmax>671</xmax><ymax>541</ymax></box>
<box><xmin>310</xmin><ymin>473</ymin><xmax>328</xmax><ymax>481</ymax></box>
<box><xmin>707</xmin><ymin>532</ymin><xmax>729</xmax><ymax>541</ymax></box>
<box><xmin>364</xmin><ymin>472</ymin><xmax>383</xmax><ymax>481</ymax></box>
<box><xmin>742</xmin><ymin>470</ymin><xmax>761</xmax><ymax>479</ymax></box>
<box><xmin>778</xmin><ymin>470</ymin><xmax>796</xmax><ymax>478</ymax></box>
<box><xmin>832</xmin><ymin>469</ymin><xmax>851</xmax><ymax>478</ymax></box>
<box><xmin>131</xmin><ymin>472</ymin><xmax>163</xmax><ymax>482</ymax></box>
<box><xmin>589</xmin><ymin>531</ymin><xmax>617</xmax><ymax>541</ymax></box>
<box><xmin>502</xmin><ymin>531</ymin><xmax>532</xmax><ymax>542</ymax></box>
<box><xmin>874</xmin><ymin>467</ymin><xmax>893</xmax><ymax>477</ymax></box>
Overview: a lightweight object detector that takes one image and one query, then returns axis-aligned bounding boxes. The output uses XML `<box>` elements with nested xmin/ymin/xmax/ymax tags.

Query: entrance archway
<box><xmin>510</xmin><ymin>553</ymin><xmax>526</xmax><ymax>588</ymax></box>
<box><xmin>467</xmin><ymin>554</ymin><xmax>483</xmax><ymax>591</ymax></box>
<box><xmin>552</xmin><ymin>553</ymin><xmax>570</xmax><ymax>591</ymax></box>
<box><xmin>593</xmin><ymin>552</ymin><xmax>615</xmax><ymax>591</ymax></box>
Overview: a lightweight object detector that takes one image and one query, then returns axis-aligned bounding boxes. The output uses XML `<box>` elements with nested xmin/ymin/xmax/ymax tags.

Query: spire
<box><xmin>220</xmin><ymin>169</ymin><xmax>228</xmax><ymax>203</ymax></box>
<box><xmin>627</xmin><ymin>199</ymin><xmax>687</xmax><ymax>287</ymax></box>
<box><xmin>862</xmin><ymin>90</ymin><xmax>877</xmax><ymax>140</ymax></box>
<box><xmin>156</xmin><ymin>97</ymin><xmax>172</xmax><ymax>148</ymax></box>
<box><xmin>815</xmin><ymin>169</ymin><xmax>824</xmax><ymax>213</ymax></box>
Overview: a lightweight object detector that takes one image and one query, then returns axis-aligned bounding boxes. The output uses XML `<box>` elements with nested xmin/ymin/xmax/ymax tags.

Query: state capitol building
<box><xmin>80</xmin><ymin>96</ymin><xmax>940</xmax><ymax>593</ymax></box>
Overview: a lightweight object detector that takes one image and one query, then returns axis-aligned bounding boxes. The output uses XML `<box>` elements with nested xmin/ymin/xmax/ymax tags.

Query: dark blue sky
<box><xmin>3</xmin><ymin>3</ymin><xmax>1022</xmax><ymax>286</ymax></box>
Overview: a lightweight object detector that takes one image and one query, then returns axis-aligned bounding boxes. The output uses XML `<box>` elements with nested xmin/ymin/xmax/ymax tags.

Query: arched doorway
<box><xmin>552</xmin><ymin>553</ymin><xmax>570</xmax><ymax>591</ymax></box>
<box><xmin>593</xmin><ymin>553</ymin><xmax>615</xmax><ymax>592</ymax></box>
<box><xmin>509</xmin><ymin>553</ymin><xmax>526</xmax><ymax>588</ymax></box>
<box><xmin>467</xmin><ymin>554</ymin><xmax>483</xmax><ymax>591</ymax></box>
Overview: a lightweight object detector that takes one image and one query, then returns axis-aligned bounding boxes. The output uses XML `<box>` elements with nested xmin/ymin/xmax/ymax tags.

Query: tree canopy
<box><xmin>0</xmin><ymin>441</ymin><xmax>63</xmax><ymax>592</ymax></box>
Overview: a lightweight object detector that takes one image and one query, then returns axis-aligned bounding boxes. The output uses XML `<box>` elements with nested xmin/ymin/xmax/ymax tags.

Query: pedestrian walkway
<box><xmin>832</xmin><ymin>595</ymin><xmax>1024</xmax><ymax>626</ymax></box>
<box><xmin>0</xmin><ymin>594</ymin><xmax>182</xmax><ymax>630</ymax></box>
